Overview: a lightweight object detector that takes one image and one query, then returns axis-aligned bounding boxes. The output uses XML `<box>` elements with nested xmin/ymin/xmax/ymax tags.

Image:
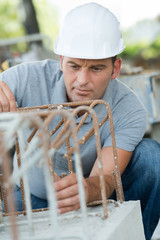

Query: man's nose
<box><xmin>77</xmin><ymin>69</ymin><xmax>89</xmax><ymax>86</ymax></box>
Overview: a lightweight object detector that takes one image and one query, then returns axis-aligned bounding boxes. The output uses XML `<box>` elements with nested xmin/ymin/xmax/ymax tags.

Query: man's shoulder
<box><xmin>17</xmin><ymin>59</ymin><xmax>60</xmax><ymax>72</ymax></box>
<box><xmin>109</xmin><ymin>78</ymin><xmax>145</xmax><ymax>109</ymax></box>
<box><xmin>102</xmin><ymin>78</ymin><xmax>147</xmax><ymax>124</ymax></box>
<box><xmin>102</xmin><ymin>79</ymin><xmax>147</xmax><ymax>151</ymax></box>
<box><xmin>0</xmin><ymin>59</ymin><xmax>61</xmax><ymax>77</ymax></box>
<box><xmin>111</xmin><ymin>78</ymin><xmax>134</xmax><ymax>95</ymax></box>
<box><xmin>10</xmin><ymin>59</ymin><xmax>62</xmax><ymax>85</ymax></box>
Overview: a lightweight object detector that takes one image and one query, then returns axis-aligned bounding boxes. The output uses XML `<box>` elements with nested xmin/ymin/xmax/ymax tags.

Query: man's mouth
<box><xmin>74</xmin><ymin>88</ymin><xmax>91</xmax><ymax>95</ymax></box>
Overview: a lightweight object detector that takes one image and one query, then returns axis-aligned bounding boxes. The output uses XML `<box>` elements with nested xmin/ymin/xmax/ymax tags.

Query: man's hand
<box><xmin>0</xmin><ymin>81</ymin><xmax>17</xmax><ymax>112</ymax></box>
<box><xmin>54</xmin><ymin>173</ymin><xmax>114</xmax><ymax>214</ymax></box>
<box><xmin>54</xmin><ymin>173</ymin><xmax>89</xmax><ymax>214</ymax></box>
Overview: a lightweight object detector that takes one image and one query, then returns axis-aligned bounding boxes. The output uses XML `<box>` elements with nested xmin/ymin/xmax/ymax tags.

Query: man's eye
<box><xmin>91</xmin><ymin>67</ymin><xmax>101</xmax><ymax>72</ymax></box>
<box><xmin>70</xmin><ymin>65</ymin><xmax>79</xmax><ymax>70</ymax></box>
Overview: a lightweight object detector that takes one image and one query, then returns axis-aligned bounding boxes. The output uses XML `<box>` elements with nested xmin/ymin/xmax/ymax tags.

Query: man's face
<box><xmin>60</xmin><ymin>56</ymin><xmax>121</xmax><ymax>102</ymax></box>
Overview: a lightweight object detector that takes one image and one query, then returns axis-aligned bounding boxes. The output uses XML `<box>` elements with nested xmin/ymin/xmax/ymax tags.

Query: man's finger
<box><xmin>53</xmin><ymin>172</ymin><xmax>61</xmax><ymax>182</ymax></box>
<box><xmin>57</xmin><ymin>194</ymin><xmax>80</xmax><ymax>209</ymax></box>
<box><xmin>0</xmin><ymin>81</ymin><xmax>16</xmax><ymax>112</ymax></box>
<box><xmin>56</xmin><ymin>184</ymin><xmax>78</xmax><ymax>200</ymax></box>
<box><xmin>57</xmin><ymin>194</ymin><xmax>80</xmax><ymax>208</ymax></box>
<box><xmin>58</xmin><ymin>203</ymin><xmax>80</xmax><ymax>214</ymax></box>
<box><xmin>54</xmin><ymin>173</ymin><xmax>77</xmax><ymax>191</ymax></box>
<box><xmin>0</xmin><ymin>88</ymin><xmax>10</xmax><ymax>112</ymax></box>
<box><xmin>59</xmin><ymin>203</ymin><xmax>80</xmax><ymax>214</ymax></box>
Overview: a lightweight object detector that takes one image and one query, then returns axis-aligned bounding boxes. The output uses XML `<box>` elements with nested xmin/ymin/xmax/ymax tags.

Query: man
<box><xmin>0</xmin><ymin>3</ymin><xmax>159</xmax><ymax>240</ymax></box>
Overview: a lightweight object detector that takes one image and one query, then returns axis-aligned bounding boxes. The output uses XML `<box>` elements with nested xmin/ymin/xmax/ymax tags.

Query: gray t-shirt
<box><xmin>0</xmin><ymin>59</ymin><xmax>147</xmax><ymax>199</ymax></box>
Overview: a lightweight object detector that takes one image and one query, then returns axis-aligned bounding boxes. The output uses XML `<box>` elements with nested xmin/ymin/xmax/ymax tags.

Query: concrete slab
<box><xmin>0</xmin><ymin>200</ymin><xmax>145</xmax><ymax>240</ymax></box>
<box><xmin>151</xmin><ymin>219</ymin><xmax>160</xmax><ymax>240</ymax></box>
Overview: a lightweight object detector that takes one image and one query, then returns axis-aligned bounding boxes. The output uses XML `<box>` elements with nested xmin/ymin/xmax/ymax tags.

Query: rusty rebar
<box><xmin>15</xmin><ymin>139</ymin><xmax>26</xmax><ymax>213</ymax></box>
<box><xmin>1</xmin><ymin>99</ymin><xmax>124</xmax><ymax>222</ymax></box>
<box><xmin>0</xmin><ymin>133</ymin><xmax>18</xmax><ymax>240</ymax></box>
<box><xmin>72</xmin><ymin>106</ymin><xmax>108</xmax><ymax>219</ymax></box>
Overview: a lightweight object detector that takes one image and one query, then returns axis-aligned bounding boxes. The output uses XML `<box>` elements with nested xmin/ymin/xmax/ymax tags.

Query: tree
<box><xmin>20</xmin><ymin>0</ymin><xmax>42</xmax><ymax>46</ymax></box>
<box><xmin>21</xmin><ymin>0</ymin><xmax>40</xmax><ymax>35</ymax></box>
<box><xmin>0</xmin><ymin>0</ymin><xmax>25</xmax><ymax>39</ymax></box>
<box><xmin>0</xmin><ymin>0</ymin><xmax>59</xmax><ymax>62</ymax></box>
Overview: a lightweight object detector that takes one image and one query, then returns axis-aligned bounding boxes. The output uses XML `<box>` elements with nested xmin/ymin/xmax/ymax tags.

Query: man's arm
<box><xmin>0</xmin><ymin>81</ymin><xmax>17</xmax><ymax>112</ymax></box>
<box><xmin>54</xmin><ymin>146</ymin><xmax>132</xmax><ymax>214</ymax></box>
<box><xmin>86</xmin><ymin>147</ymin><xmax>132</xmax><ymax>202</ymax></box>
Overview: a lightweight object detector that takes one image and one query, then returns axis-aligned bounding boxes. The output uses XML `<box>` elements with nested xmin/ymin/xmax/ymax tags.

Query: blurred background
<box><xmin>1</xmin><ymin>2</ymin><xmax>160</xmax><ymax>238</ymax></box>
<box><xmin>0</xmin><ymin>0</ymin><xmax>159</xmax><ymax>67</ymax></box>
<box><xmin>0</xmin><ymin>0</ymin><xmax>160</xmax><ymax>144</ymax></box>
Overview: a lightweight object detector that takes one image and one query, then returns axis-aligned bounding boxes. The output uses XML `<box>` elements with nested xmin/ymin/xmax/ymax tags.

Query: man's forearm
<box><xmin>86</xmin><ymin>175</ymin><xmax>115</xmax><ymax>203</ymax></box>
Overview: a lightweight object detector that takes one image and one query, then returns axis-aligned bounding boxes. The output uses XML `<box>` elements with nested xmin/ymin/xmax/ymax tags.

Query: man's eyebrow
<box><xmin>67</xmin><ymin>61</ymin><xmax>79</xmax><ymax>65</ymax></box>
<box><xmin>90</xmin><ymin>64</ymin><xmax>107</xmax><ymax>68</ymax></box>
<box><xmin>67</xmin><ymin>61</ymin><xmax>107</xmax><ymax>68</ymax></box>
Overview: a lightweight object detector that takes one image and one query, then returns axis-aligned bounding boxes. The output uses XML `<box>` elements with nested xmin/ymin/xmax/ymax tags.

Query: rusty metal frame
<box><xmin>0</xmin><ymin>100</ymin><xmax>124</xmax><ymax>240</ymax></box>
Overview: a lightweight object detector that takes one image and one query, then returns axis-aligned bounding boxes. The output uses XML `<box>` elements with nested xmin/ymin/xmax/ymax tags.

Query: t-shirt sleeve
<box><xmin>102</xmin><ymin>92</ymin><xmax>147</xmax><ymax>152</ymax></box>
<box><xmin>0</xmin><ymin>64</ymin><xmax>27</xmax><ymax>106</ymax></box>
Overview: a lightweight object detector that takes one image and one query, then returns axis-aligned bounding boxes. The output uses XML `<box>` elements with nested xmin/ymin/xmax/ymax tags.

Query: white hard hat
<box><xmin>54</xmin><ymin>2</ymin><xmax>125</xmax><ymax>59</ymax></box>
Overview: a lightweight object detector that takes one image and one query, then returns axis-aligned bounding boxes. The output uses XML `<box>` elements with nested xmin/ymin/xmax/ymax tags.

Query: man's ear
<box><xmin>60</xmin><ymin>55</ymin><xmax>63</xmax><ymax>71</ymax></box>
<box><xmin>111</xmin><ymin>58</ymin><xmax>122</xmax><ymax>79</ymax></box>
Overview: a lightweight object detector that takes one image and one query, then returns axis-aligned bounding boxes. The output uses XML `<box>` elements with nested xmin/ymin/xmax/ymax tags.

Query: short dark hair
<box><xmin>112</xmin><ymin>56</ymin><xmax>117</xmax><ymax>65</ymax></box>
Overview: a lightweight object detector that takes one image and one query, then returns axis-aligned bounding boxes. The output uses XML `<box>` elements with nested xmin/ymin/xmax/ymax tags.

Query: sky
<box><xmin>48</xmin><ymin>0</ymin><xmax>160</xmax><ymax>29</ymax></box>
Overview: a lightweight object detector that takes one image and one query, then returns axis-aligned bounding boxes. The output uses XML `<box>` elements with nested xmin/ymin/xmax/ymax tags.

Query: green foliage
<box><xmin>120</xmin><ymin>35</ymin><xmax>160</xmax><ymax>60</ymax></box>
<box><xmin>141</xmin><ymin>35</ymin><xmax>160</xmax><ymax>59</ymax></box>
<box><xmin>120</xmin><ymin>42</ymin><xmax>147</xmax><ymax>58</ymax></box>
<box><xmin>33</xmin><ymin>0</ymin><xmax>59</xmax><ymax>49</ymax></box>
<box><xmin>1</xmin><ymin>0</ymin><xmax>159</xmax><ymax>60</ymax></box>
<box><xmin>121</xmin><ymin>16</ymin><xmax>160</xmax><ymax>60</ymax></box>
<box><xmin>151</xmin><ymin>35</ymin><xmax>160</xmax><ymax>51</ymax></box>
<box><xmin>0</xmin><ymin>0</ymin><xmax>25</xmax><ymax>39</ymax></box>
<box><xmin>0</xmin><ymin>0</ymin><xmax>28</xmax><ymax>54</ymax></box>
<box><xmin>0</xmin><ymin>0</ymin><xmax>59</xmax><ymax>53</ymax></box>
